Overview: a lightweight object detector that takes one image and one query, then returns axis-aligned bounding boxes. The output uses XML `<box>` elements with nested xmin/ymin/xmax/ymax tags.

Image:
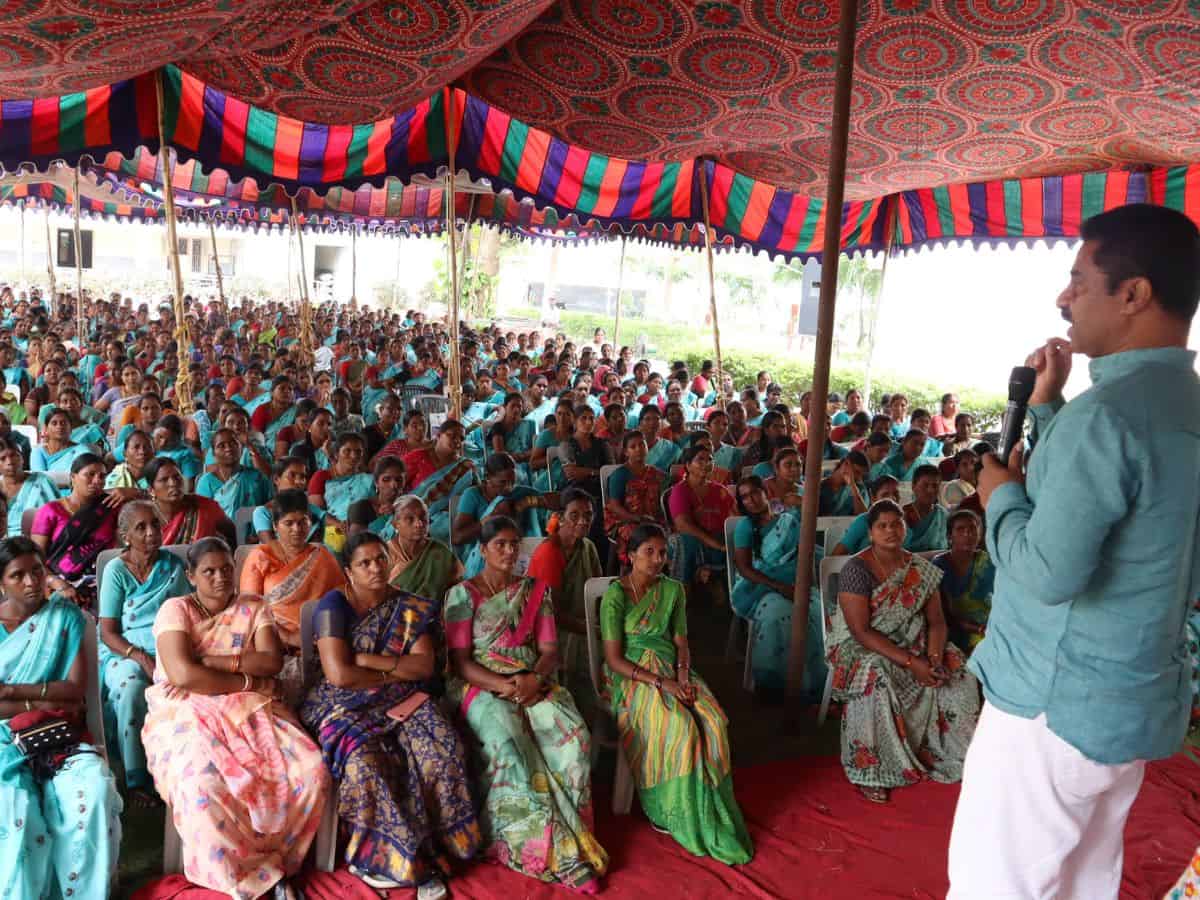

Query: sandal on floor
<box><xmin>858</xmin><ymin>786</ymin><xmax>890</xmax><ymax>804</ymax></box>
<box><xmin>418</xmin><ymin>876</ymin><xmax>448</xmax><ymax>900</ymax></box>
<box><xmin>349</xmin><ymin>865</ymin><xmax>404</xmax><ymax>890</ymax></box>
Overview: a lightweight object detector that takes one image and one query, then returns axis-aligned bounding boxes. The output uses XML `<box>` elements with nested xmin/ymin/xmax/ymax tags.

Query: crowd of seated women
<box><xmin>0</xmin><ymin>289</ymin><xmax>1003</xmax><ymax>898</ymax></box>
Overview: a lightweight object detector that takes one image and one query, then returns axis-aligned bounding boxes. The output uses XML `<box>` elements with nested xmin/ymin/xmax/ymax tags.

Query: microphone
<box><xmin>996</xmin><ymin>366</ymin><xmax>1038</xmax><ymax>460</ymax></box>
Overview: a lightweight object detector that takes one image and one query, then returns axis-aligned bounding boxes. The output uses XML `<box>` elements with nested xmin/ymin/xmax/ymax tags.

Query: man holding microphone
<box><xmin>948</xmin><ymin>204</ymin><xmax>1200</xmax><ymax>899</ymax></box>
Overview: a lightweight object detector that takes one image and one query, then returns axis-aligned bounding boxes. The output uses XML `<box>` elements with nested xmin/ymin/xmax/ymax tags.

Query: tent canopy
<box><xmin>0</xmin><ymin>2</ymin><xmax>1195</xmax><ymax>258</ymax></box>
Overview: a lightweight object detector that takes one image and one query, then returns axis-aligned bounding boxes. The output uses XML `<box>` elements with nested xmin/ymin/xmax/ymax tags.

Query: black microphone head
<box><xmin>1008</xmin><ymin>366</ymin><xmax>1037</xmax><ymax>403</ymax></box>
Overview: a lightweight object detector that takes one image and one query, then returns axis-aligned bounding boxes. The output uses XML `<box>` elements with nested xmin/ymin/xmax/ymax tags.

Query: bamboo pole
<box><xmin>290</xmin><ymin>196</ymin><xmax>315</xmax><ymax>366</ymax></box>
<box><xmin>208</xmin><ymin>217</ymin><xmax>226</xmax><ymax>306</ymax></box>
<box><xmin>156</xmin><ymin>70</ymin><xmax>194</xmax><ymax>415</ymax></box>
<box><xmin>43</xmin><ymin>208</ymin><xmax>56</xmax><ymax>306</ymax></box>
<box><xmin>786</xmin><ymin>0</ymin><xmax>860</xmax><ymax>705</ymax></box>
<box><xmin>72</xmin><ymin>166</ymin><xmax>84</xmax><ymax>345</ymax></box>
<box><xmin>445</xmin><ymin>87</ymin><xmax>463</xmax><ymax>420</ymax></box>
<box><xmin>697</xmin><ymin>162</ymin><xmax>726</xmax><ymax>409</ymax></box>
<box><xmin>612</xmin><ymin>235</ymin><xmax>627</xmax><ymax>345</ymax></box>
<box><xmin>456</xmin><ymin>193</ymin><xmax>476</xmax><ymax>317</ymax></box>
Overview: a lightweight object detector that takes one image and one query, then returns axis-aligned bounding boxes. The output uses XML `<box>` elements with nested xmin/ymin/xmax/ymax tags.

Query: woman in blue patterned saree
<box><xmin>301</xmin><ymin>532</ymin><xmax>480</xmax><ymax>899</ymax></box>
<box><xmin>0</xmin><ymin>537</ymin><xmax>123</xmax><ymax>899</ymax></box>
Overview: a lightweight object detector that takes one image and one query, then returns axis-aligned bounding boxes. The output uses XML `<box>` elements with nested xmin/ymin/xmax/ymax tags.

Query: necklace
<box><xmin>480</xmin><ymin>572</ymin><xmax>509</xmax><ymax>597</ymax></box>
<box><xmin>187</xmin><ymin>592</ymin><xmax>219</xmax><ymax>620</ymax></box>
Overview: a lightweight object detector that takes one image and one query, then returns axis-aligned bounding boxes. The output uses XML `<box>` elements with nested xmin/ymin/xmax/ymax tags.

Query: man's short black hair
<box><xmin>1081</xmin><ymin>203</ymin><xmax>1200</xmax><ymax>322</ymax></box>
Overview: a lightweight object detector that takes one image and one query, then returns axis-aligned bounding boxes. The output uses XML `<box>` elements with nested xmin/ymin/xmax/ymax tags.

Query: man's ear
<box><xmin>1118</xmin><ymin>275</ymin><xmax>1155</xmax><ymax>317</ymax></box>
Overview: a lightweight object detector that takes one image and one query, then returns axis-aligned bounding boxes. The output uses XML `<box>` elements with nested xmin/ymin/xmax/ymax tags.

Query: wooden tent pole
<box><xmin>43</xmin><ymin>208</ymin><xmax>56</xmax><ymax>307</ymax></box>
<box><xmin>612</xmin><ymin>235</ymin><xmax>627</xmax><ymax>345</ymax></box>
<box><xmin>697</xmin><ymin>162</ymin><xmax>726</xmax><ymax>409</ymax></box>
<box><xmin>787</xmin><ymin>0</ymin><xmax>861</xmax><ymax>704</ymax></box>
<box><xmin>72</xmin><ymin>166</ymin><xmax>84</xmax><ymax>344</ymax></box>
<box><xmin>155</xmin><ymin>69</ymin><xmax>193</xmax><ymax>415</ymax></box>
<box><xmin>208</xmin><ymin>217</ymin><xmax>226</xmax><ymax>306</ymax></box>
<box><xmin>445</xmin><ymin>87</ymin><xmax>463</xmax><ymax>420</ymax></box>
<box><xmin>457</xmin><ymin>193</ymin><xmax>476</xmax><ymax>315</ymax></box>
<box><xmin>861</xmin><ymin>202</ymin><xmax>899</xmax><ymax>409</ymax></box>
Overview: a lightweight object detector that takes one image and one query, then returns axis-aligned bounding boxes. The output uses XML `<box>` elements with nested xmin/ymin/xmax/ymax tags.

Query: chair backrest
<box><xmin>685</xmin><ymin>421</ymin><xmax>708</xmax><ymax>433</ymax></box>
<box><xmin>817</xmin><ymin>515</ymin><xmax>857</xmax><ymax>555</ymax></box>
<box><xmin>544</xmin><ymin>446</ymin><xmax>565</xmax><ymax>490</ymax></box>
<box><xmin>818</xmin><ymin>554</ymin><xmax>855</xmax><ymax>646</ymax></box>
<box><xmin>598</xmin><ymin>464</ymin><xmax>620</xmax><ymax>511</ymax></box>
<box><xmin>724</xmin><ymin>516</ymin><xmax>742</xmax><ymax>599</ymax></box>
<box><xmin>418</xmin><ymin>394</ymin><xmax>449</xmax><ymax>433</ymax></box>
<box><xmin>898</xmin><ymin>482</ymin><xmax>915</xmax><ymax>505</ymax></box>
<box><xmin>234</xmin><ymin>506</ymin><xmax>258</xmax><ymax>545</ymax></box>
<box><xmin>96</xmin><ymin>544</ymin><xmax>192</xmax><ymax>602</ymax></box>
<box><xmin>48</xmin><ymin>470</ymin><xmax>72</xmax><ymax>489</ymax></box>
<box><xmin>582</xmin><ymin>576</ymin><xmax>618</xmax><ymax>698</ymax></box>
<box><xmin>400</xmin><ymin>384</ymin><xmax>425</xmax><ymax>413</ymax></box>
<box><xmin>820</xmin><ymin>458</ymin><xmax>839</xmax><ymax>476</ymax></box>
<box><xmin>660</xmin><ymin>487</ymin><xmax>673</xmax><ymax>528</ymax></box>
<box><xmin>6</xmin><ymin>382</ymin><xmax>20</xmax><ymax>403</ymax></box>
<box><xmin>515</xmin><ymin>536</ymin><xmax>542</xmax><ymax>576</ymax></box>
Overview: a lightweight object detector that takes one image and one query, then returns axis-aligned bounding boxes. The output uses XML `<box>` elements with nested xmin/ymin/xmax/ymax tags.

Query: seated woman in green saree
<box><xmin>445</xmin><ymin>516</ymin><xmax>607</xmax><ymax>892</ymax></box>
<box><xmin>531</xmin><ymin>398</ymin><xmax>575</xmax><ymax>492</ymax></box>
<box><xmin>903</xmin><ymin>464</ymin><xmax>949</xmax><ymax>553</ymax></box>
<box><xmin>828</xmin><ymin>500</ymin><xmax>980</xmax><ymax>804</ymax></box>
<box><xmin>0</xmin><ymin>537</ymin><xmax>123</xmax><ymax>900</ymax></box>
<box><xmin>932</xmin><ymin>509</ymin><xmax>995</xmax><ymax>654</ymax></box>
<box><xmin>105</xmin><ymin>428</ymin><xmax>153</xmax><ymax>494</ymax></box>
<box><xmin>876</xmin><ymin>430</ymin><xmax>929</xmax><ymax>483</ymax></box>
<box><xmin>308</xmin><ymin>432</ymin><xmax>374</xmax><ymax>555</ymax></box>
<box><xmin>818</xmin><ymin>451</ymin><xmax>872</xmax><ymax>517</ymax></box>
<box><xmin>488</xmin><ymin>393</ymin><xmax>537</xmax><ymax>485</ymax></box>
<box><xmin>98</xmin><ymin>500</ymin><xmax>190</xmax><ymax>804</ymax></box>
<box><xmin>732</xmin><ymin>476</ymin><xmax>828</xmax><ymax>702</ymax></box>
<box><xmin>301</xmin><ymin>533</ymin><xmax>481</xmax><ymax>898</ymax></box>
<box><xmin>601</xmin><ymin>524</ymin><xmax>753</xmax><ymax>864</ymax></box>
<box><xmin>403</xmin><ymin>420</ymin><xmax>475</xmax><ymax>546</ymax></box>
<box><xmin>347</xmin><ymin>455</ymin><xmax>407</xmax><ymax>540</ymax></box>
<box><xmin>0</xmin><ymin>437</ymin><xmax>57</xmax><ymax>537</ymax></box>
<box><xmin>526</xmin><ymin>488</ymin><xmax>603</xmax><ymax>725</ymax></box>
<box><xmin>29</xmin><ymin>409</ymin><xmax>90</xmax><ymax>473</ymax></box>
<box><xmin>196</xmin><ymin>428</ymin><xmax>275</xmax><ymax>523</ymax></box>
<box><xmin>453</xmin><ymin>453</ymin><xmax>555</xmax><ymax>576</ymax></box>
<box><xmin>387</xmin><ymin>495</ymin><xmax>463</xmax><ymax>611</ymax></box>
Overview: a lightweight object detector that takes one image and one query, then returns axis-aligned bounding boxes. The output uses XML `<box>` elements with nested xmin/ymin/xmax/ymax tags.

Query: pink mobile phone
<box><xmin>386</xmin><ymin>691</ymin><xmax>430</xmax><ymax>723</ymax></box>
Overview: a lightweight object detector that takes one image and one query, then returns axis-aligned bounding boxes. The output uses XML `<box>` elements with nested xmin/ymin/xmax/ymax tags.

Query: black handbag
<box><xmin>11</xmin><ymin>715</ymin><xmax>83</xmax><ymax>782</ymax></box>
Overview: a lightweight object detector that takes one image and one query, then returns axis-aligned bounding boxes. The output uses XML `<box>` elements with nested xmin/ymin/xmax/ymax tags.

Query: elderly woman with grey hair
<box><xmin>386</xmin><ymin>494</ymin><xmax>463</xmax><ymax>605</ymax></box>
<box><xmin>97</xmin><ymin>499</ymin><xmax>191</xmax><ymax>805</ymax></box>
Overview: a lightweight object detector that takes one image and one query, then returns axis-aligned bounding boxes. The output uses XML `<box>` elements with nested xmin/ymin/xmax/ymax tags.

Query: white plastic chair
<box><xmin>684</xmin><ymin>421</ymin><xmax>708</xmax><ymax>433</ymax></box>
<box><xmin>818</xmin><ymin>515</ymin><xmax>857</xmax><ymax>556</ymax></box>
<box><xmin>582</xmin><ymin>576</ymin><xmax>635</xmax><ymax>815</ymax></box>
<box><xmin>47</xmin><ymin>470</ymin><xmax>72</xmax><ymax>489</ymax></box>
<box><xmin>544</xmin><ymin>446</ymin><xmax>566</xmax><ymax>491</ymax></box>
<box><xmin>234</xmin><ymin>506</ymin><xmax>258</xmax><ymax>545</ymax></box>
<box><xmin>898</xmin><ymin>482</ymin><xmax>915</xmax><ymax>505</ymax></box>
<box><xmin>820</xmin><ymin>458</ymin><xmax>840</xmax><ymax>476</ymax></box>
<box><xmin>13</xmin><ymin>423</ymin><xmax>37</xmax><ymax>451</ymax></box>
<box><xmin>817</xmin><ymin>555</ymin><xmax>855</xmax><ymax>728</ymax></box>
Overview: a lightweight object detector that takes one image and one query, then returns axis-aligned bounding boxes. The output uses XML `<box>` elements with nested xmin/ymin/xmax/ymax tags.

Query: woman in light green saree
<box><xmin>445</xmin><ymin>517</ymin><xmax>607</xmax><ymax>892</ymax></box>
<box><xmin>0</xmin><ymin>538</ymin><xmax>123</xmax><ymax>899</ymax></box>
<box><xmin>387</xmin><ymin>495</ymin><xmax>463</xmax><ymax>604</ymax></box>
<box><xmin>0</xmin><ymin>438</ymin><xmax>58</xmax><ymax>537</ymax></box>
<box><xmin>601</xmin><ymin>524</ymin><xmax>753</xmax><ymax>865</ymax></box>
<box><xmin>903</xmin><ymin>465</ymin><xmax>949</xmax><ymax>553</ymax></box>
<box><xmin>98</xmin><ymin>501</ymin><xmax>190</xmax><ymax>801</ymax></box>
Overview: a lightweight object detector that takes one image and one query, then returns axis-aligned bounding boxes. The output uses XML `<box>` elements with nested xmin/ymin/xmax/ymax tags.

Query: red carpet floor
<box><xmin>133</xmin><ymin>754</ymin><xmax>1200</xmax><ymax>900</ymax></box>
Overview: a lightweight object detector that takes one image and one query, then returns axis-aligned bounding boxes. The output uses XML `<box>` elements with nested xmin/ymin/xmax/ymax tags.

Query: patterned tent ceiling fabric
<box><xmin>0</xmin><ymin>0</ymin><xmax>1195</xmax><ymax>200</ymax></box>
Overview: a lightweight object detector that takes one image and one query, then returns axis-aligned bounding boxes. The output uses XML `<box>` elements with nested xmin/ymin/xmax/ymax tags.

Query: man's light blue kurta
<box><xmin>971</xmin><ymin>347</ymin><xmax>1200</xmax><ymax>764</ymax></box>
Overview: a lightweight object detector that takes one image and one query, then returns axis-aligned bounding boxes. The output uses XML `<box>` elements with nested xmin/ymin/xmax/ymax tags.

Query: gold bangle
<box><xmin>39</xmin><ymin>682</ymin><xmax>47</xmax><ymax>699</ymax></box>
<box><xmin>242</xmin><ymin>673</ymin><xmax>252</xmax><ymax>692</ymax></box>
<box><xmin>123</xmin><ymin>645</ymin><xmax>135</xmax><ymax>658</ymax></box>
<box><xmin>24</xmin><ymin>700</ymin><xmax>32</xmax><ymax>711</ymax></box>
